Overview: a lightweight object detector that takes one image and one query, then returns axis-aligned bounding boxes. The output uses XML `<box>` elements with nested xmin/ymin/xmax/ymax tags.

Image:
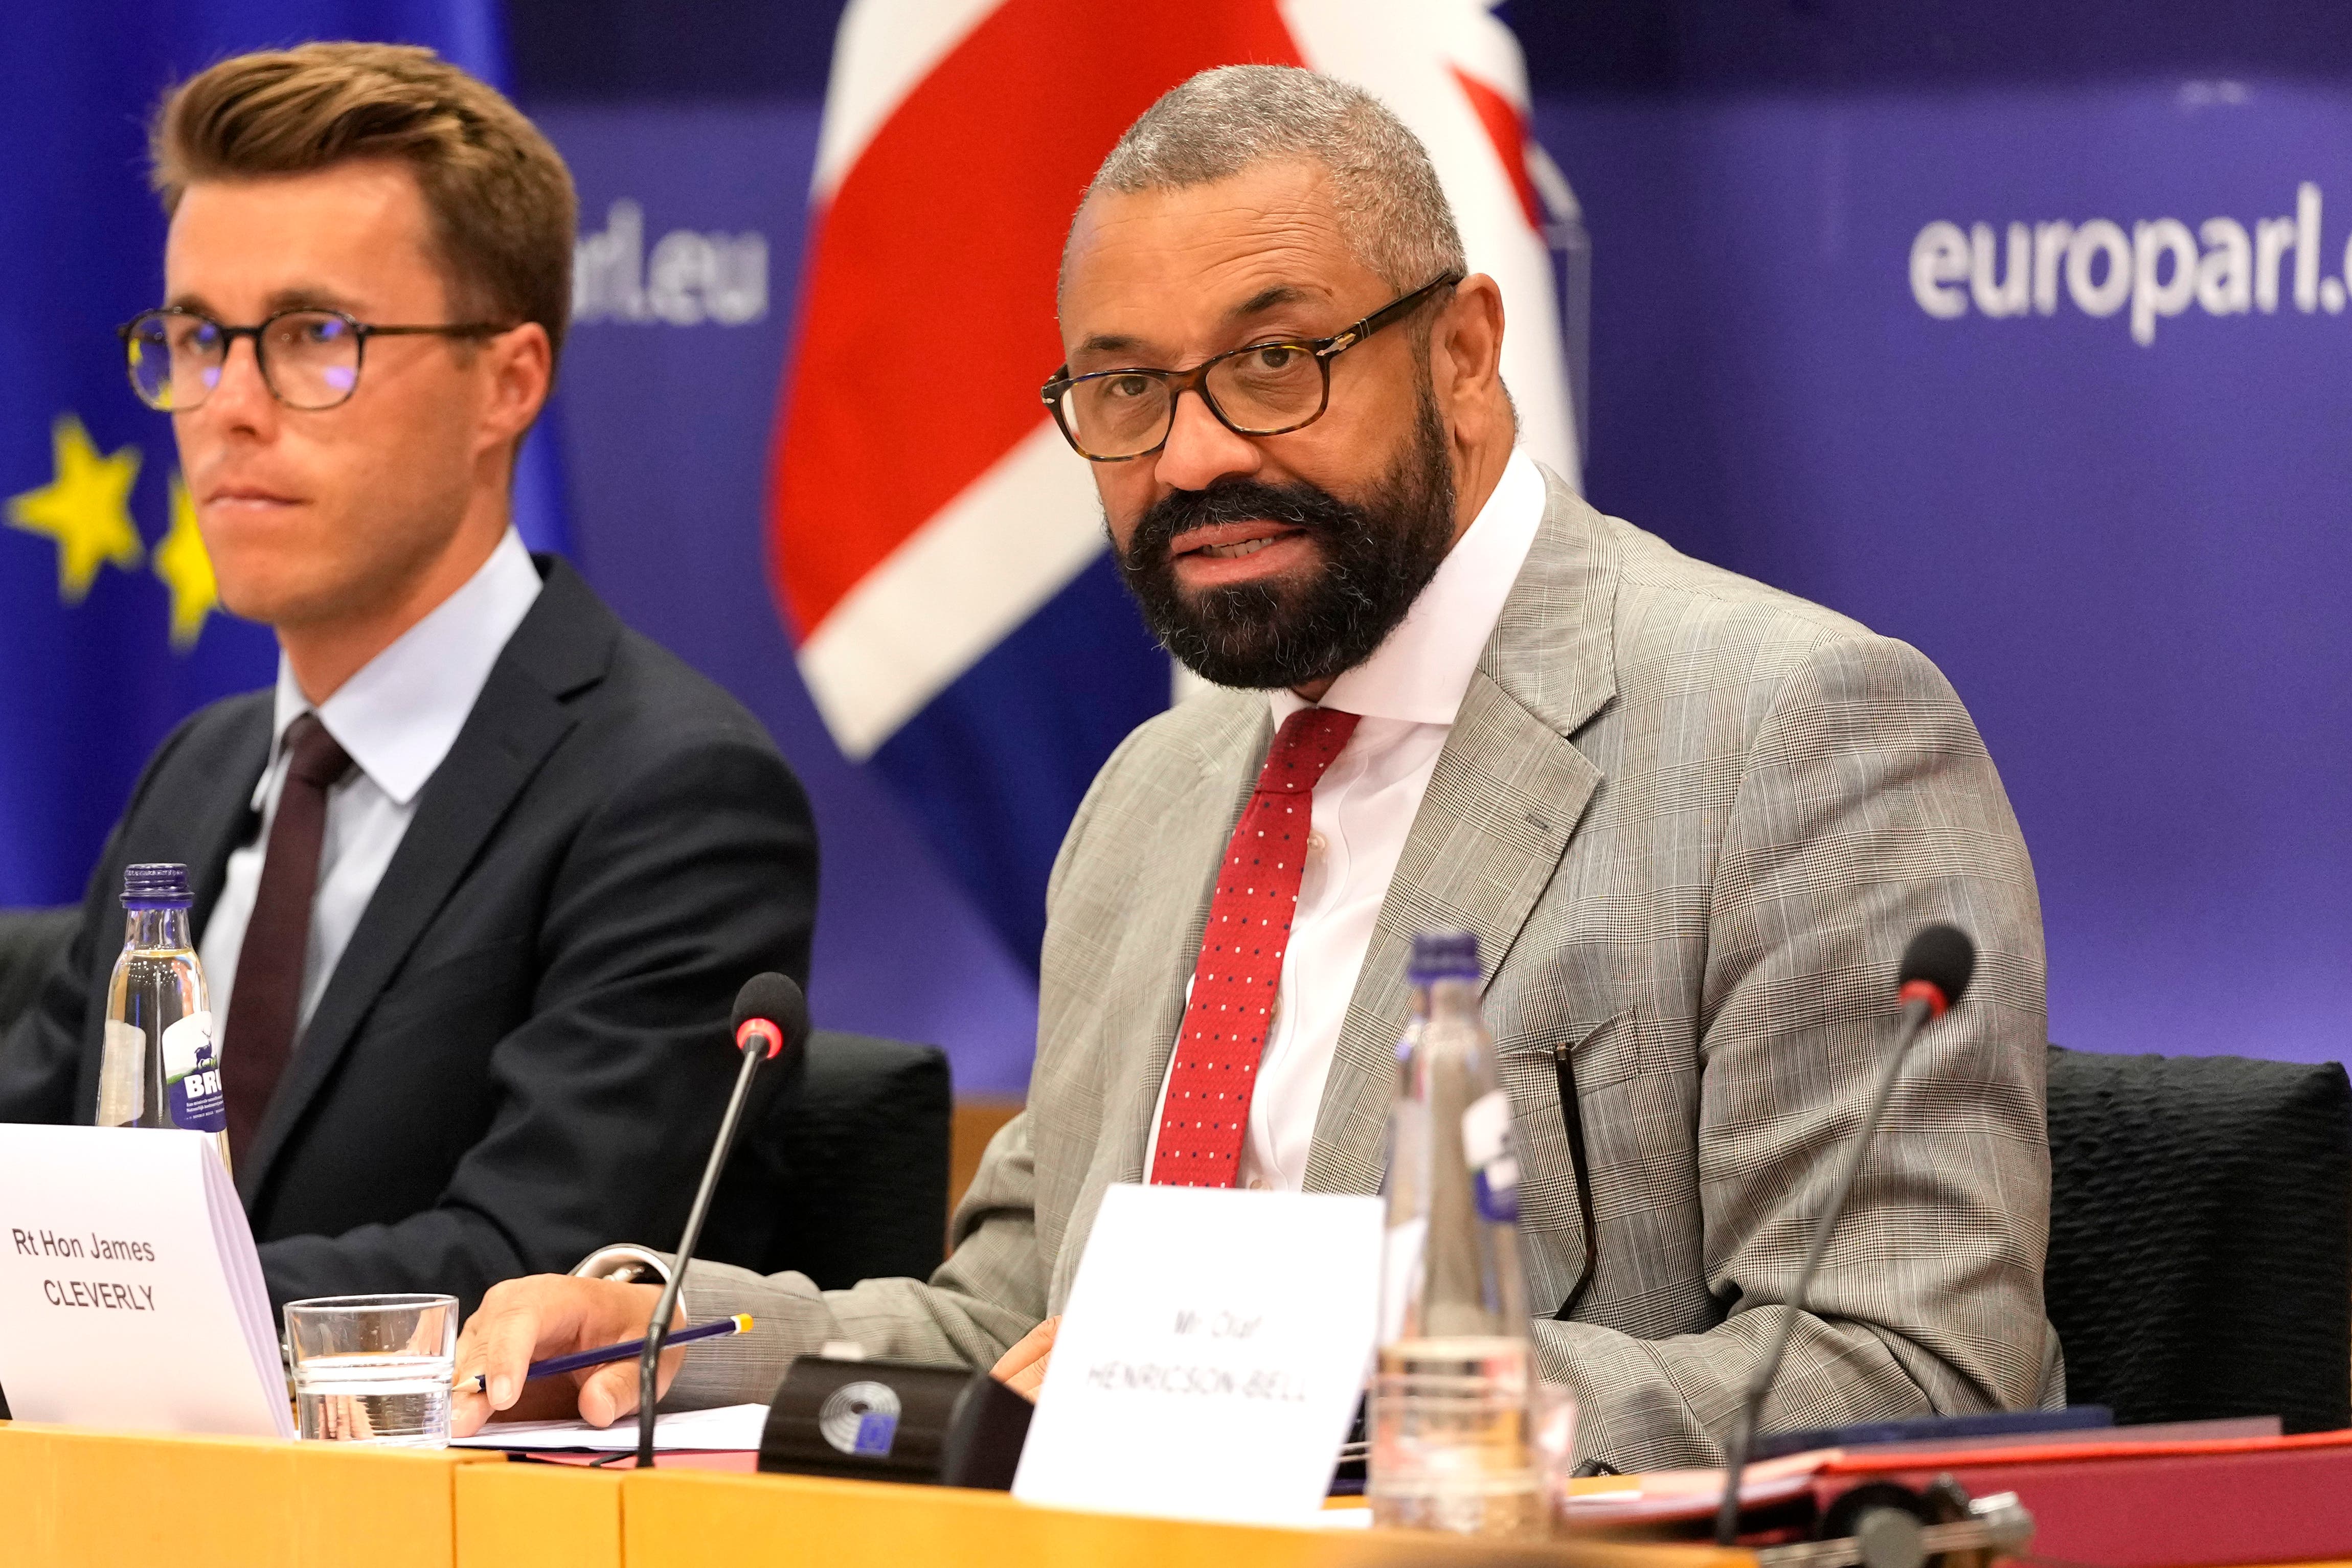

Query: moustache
<box><xmin>1121</xmin><ymin>480</ymin><xmax>1372</xmax><ymax>569</ymax></box>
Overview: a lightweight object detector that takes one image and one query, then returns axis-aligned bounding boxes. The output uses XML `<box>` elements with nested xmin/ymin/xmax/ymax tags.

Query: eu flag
<box><xmin>0</xmin><ymin>1</ymin><xmax>566</xmax><ymax>907</ymax></box>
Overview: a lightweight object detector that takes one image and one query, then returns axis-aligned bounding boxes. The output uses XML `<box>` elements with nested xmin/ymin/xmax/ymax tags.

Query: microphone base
<box><xmin>757</xmin><ymin>1355</ymin><xmax>1032</xmax><ymax>1490</ymax></box>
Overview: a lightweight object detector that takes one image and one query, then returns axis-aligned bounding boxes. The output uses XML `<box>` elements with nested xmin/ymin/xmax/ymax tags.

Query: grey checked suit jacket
<box><xmin>669</xmin><ymin>467</ymin><xmax>2060</xmax><ymax>1471</ymax></box>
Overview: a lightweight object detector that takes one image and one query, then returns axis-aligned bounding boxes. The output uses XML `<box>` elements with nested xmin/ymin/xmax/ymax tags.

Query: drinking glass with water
<box><xmin>284</xmin><ymin>1294</ymin><xmax>458</xmax><ymax>1447</ymax></box>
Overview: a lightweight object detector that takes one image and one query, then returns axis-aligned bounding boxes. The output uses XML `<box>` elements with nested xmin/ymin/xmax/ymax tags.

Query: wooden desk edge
<box><xmin>0</xmin><ymin>1423</ymin><xmax>1754</xmax><ymax>1568</ymax></box>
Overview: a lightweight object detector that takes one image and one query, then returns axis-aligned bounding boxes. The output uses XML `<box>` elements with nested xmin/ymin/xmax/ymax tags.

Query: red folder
<box><xmin>1815</xmin><ymin>1429</ymin><xmax>2352</xmax><ymax>1566</ymax></box>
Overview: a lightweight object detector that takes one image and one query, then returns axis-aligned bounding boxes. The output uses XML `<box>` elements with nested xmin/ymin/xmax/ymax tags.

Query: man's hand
<box><xmin>989</xmin><ymin>1315</ymin><xmax>1059</xmax><ymax>1402</ymax></box>
<box><xmin>451</xmin><ymin>1274</ymin><xmax>685</xmax><ymax>1436</ymax></box>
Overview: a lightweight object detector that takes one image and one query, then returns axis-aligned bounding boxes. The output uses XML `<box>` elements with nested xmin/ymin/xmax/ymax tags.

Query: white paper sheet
<box><xmin>1012</xmin><ymin>1183</ymin><xmax>1384</xmax><ymax>1528</ymax></box>
<box><xmin>451</xmin><ymin>1402</ymin><xmax>770</xmax><ymax>1451</ymax></box>
<box><xmin>0</xmin><ymin>1124</ymin><xmax>292</xmax><ymax>1437</ymax></box>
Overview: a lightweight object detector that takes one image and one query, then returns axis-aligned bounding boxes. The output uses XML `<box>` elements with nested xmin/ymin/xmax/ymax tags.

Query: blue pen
<box><xmin>452</xmin><ymin>1313</ymin><xmax>752</xmax><ymax>1396</ymax></box>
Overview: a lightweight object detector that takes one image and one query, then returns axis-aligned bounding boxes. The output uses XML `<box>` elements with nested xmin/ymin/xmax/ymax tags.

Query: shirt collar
<box><xmin>1269</xmin><ymin>448</ymin><xmax>1547</xmax><ymax>730</ymax></box>
<box><xmin>262</xmin><ymin>529</ymin><xmax>545</xmax><ymax>808</ymax></box>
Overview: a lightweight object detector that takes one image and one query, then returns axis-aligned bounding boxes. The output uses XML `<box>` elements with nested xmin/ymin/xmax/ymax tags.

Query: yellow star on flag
<box><xmin>6</xmin><ymin>414</ymin><xmax>144</xmax><ymax>603</ymax></box>
<box><xmin>154</xmin><ymin>470</ymin><xmax>218</xmax><ymax>651</ymax></box>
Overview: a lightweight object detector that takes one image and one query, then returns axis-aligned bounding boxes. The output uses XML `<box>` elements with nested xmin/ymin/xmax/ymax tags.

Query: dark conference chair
<box><xmin>0</xmin><ymin>906</ymin><xmax>951</xmax><ymax>1291</ymax></box>
<box><xmin>0</xmin><ymin>905</ymin><xmax>76</xmax><ymax>1037</ymax></box>
<box><xmin>2044</xmin><ymin>1044</ymin><xmax>2352</xmax><ymax>1433</ymax></box>
<box><xmin>714</xmin><ymin>1028</ymin><xmax>952</xmax><ymax>1287</ymax></box>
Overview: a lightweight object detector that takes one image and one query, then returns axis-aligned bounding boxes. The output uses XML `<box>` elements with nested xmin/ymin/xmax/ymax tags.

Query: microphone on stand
<box><xmin>636</xmin><ymin>972</ymin><xmax>810</xmax><ymax>1470</ymax></box>
<box><xmin>1712</xmin><ymin>924</ymin><xmax>1977</xmax><ymax>1546</ymax></box>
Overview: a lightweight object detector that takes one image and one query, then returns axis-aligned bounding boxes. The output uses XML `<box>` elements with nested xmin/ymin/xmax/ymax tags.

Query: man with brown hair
<box><xmin>0</xmin><ymin>43</ymin><xmax>819</xmax><ymax>1313</ymax></box>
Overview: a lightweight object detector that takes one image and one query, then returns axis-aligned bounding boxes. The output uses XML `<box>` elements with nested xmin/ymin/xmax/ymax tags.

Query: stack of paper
<box><xmin>0</xmin><ymin>1125</ymin><xmax>291</xmax><ymax>1437</ymax></box>
<box><xmin>451</xmin><ymin>1403</ymin><xmax>770</xmax><ymax>1451</ymax></box>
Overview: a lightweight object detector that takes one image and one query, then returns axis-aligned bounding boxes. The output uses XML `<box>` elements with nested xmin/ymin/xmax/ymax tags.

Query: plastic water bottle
<box><xmin>1369</xmin><ymin>930</ymin><xmax>1542</xmax><ymax>1537</ymax></box>
<box><xmin>97</xmin><ymin>862</ymin><xmax>229</xmax><ymax>1171</ymax></box>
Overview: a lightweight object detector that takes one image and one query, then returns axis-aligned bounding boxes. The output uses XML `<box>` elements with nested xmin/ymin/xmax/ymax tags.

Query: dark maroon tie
<box><xmin>223</xmin><ymin>712</ymin><xmax>352</xmax><ymax>1166</ymax></box>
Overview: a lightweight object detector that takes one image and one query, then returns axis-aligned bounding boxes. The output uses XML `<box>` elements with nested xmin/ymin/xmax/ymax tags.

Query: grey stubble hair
<box><xmin>1065</xmin><ymin>65</ymin><xmax>1467</xmax><ymax>298</ymax></box>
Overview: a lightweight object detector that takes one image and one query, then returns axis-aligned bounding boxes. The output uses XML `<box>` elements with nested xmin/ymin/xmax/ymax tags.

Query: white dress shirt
<box><xmin>200</xmin><ymin>529</ymin><xmax>543</xmax><ymax>1038</ymax></box>
<box><xmin>1147</xmin><ymin>450</ymin><xmax>1549</xmax><ymax>1191</ymax></box>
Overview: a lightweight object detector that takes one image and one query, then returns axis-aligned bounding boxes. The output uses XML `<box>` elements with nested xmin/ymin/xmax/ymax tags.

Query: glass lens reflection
<box><xmin>1206</xmin><ymin>346</ymin><xmax>1322</xmax><ymax>429</ymax></box>
<box><xmin>264</xmin><ymin>312</ymin><xmax>363</xmax><ymax>409</ymax></box>
<box><xmin>123</xmin><ymin>310</ymin><xmax>367</xmax><ymax>412</ymax></box>
<box><xmin>1067</xmin><ymin>374</ymin><xmax>1172</xmax><ymax>457</ymax></box>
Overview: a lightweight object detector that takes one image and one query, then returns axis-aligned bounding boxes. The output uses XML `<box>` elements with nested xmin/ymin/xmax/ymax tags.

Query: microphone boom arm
<box><xmin>637</xmin><ymin>1029</ymin><xmax>771</xmax><ymax>1470</ymax></box>
<box><xmin>1713</xmin><ymin>993</ymin><xmax>1937</xmax><ymax>1544</ymax></box>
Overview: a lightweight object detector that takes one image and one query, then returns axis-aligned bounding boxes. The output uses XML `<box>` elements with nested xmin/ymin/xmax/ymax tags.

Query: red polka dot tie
<box><xmin>1150</xmin><ymin>706</ymin><xmax>1361</xmax><ymax>1187</ymax></box>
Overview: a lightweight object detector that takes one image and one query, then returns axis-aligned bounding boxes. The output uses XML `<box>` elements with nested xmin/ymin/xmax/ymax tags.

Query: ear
<box><xmin>476</xmin><ymin>321</ymin><xmax>553</xmax><ymax>459</ymax></box>
<box><xmin>1430</xmin><ymin>274</ymin><xmax>1507</xmax><ymax>420</ymax></box>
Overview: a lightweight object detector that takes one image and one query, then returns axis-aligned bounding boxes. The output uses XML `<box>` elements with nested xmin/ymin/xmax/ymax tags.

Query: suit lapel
<box><xmin>1302</xmin><ymin>468</ymin><xmax>1620</xmax><ymax>1196</ymax></box>
<box><xmin>1102</xmin><ymin>700</ymin><xmax>1268</xmax><ymax>1184</ymax></box>
<box><xmin>236</xmin><ymin>561</ymin><xmax>617</xmax><ymax>1199</ymax></box>
<box><xmin>187</xmin><ymin>699</ymin><xmax>275</xmax><ymax>944</ymax></box>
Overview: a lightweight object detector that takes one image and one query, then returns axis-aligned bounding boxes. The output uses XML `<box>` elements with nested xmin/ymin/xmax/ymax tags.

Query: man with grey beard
<box><xmin>453</xmin><ymin>64</ymin><xmax>2059</xmax><ymax>1472</ymax></box>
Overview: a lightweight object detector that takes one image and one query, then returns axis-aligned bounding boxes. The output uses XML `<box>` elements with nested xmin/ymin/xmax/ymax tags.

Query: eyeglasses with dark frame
<box><xmin>116</xmin><ymin>306</ymin><xmax>515</xmax><ymax>414</ymax></box>
<box><xmin>1041</xmin><ymin>271</ymin><xmax>1463</xmax><ymax>463</ymax></box>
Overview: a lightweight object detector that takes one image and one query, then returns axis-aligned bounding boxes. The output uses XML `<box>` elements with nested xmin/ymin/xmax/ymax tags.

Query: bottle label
<box><xmin>161</xmin><ymin>1012</ymin><xmax>224</xmax><ymax>1133</ymax></box>
<box><xmin>97</xmin><ymin>1019</ymin><xmax>147</xmax><ymax>1126</ymax></box>
<box><xmin>1461</xmin><ymin>1090</ymin><xmax>1521</xmax><ymax>1225</ymax></box>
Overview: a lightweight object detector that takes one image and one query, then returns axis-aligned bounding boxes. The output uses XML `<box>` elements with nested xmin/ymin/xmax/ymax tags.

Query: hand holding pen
<box><xmin>450</xmin><ymin>1313</ymin><xmax>751</xmax><ymax>1397</ymax></box>
<box><xmin>449</xmin><ymin>1274</ymin><xmax>752</xmax><ymax>1436</ymax></box>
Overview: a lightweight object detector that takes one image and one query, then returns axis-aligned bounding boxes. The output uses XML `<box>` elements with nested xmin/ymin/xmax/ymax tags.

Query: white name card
<box><xmin>1012</xmin><ymin>1183</ymin><xmax>1383</xmax><ymax>1527</ymax></box>
<box><xmin>0</xmin><ymin>1125</ymin><xmax>291</xmax><ymax>1437</ymax></box>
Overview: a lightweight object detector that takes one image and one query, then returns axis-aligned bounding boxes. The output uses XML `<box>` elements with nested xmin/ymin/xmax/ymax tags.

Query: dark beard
<box><xmin>1112</xmin><ymin>390</ymin><xmax>1457</xmax><ymax>691</ymax></box>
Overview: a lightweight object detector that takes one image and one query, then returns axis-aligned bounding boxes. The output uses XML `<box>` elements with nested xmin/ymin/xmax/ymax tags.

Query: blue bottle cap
<box><xmin>121</xmin><ymin>862</ymin><xmax>192</xmax><ymax>907</ymax></box>
<box><xmin>1409</xmin><ymin>930</ymin><xmax>1480</xmax><ymax>982</ymax></box>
